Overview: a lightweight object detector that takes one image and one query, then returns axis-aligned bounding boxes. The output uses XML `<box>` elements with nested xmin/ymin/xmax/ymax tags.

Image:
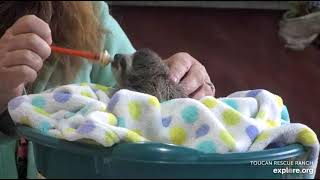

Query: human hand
<box><xmin>0</xmin><ymin>15</ymin><xmax>52</xmax><ymax>112</ymax></box>
<box><xmin>163</xmin><ymin>52</ymin><xmax>215</xmax><ymax>99</ymax></box>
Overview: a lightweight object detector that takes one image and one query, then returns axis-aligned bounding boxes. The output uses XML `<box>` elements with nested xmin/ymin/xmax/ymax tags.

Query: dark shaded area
<box><xmin>109</xmin><ymin>5</ymin><xmax>320</xmax><ymax>177</ymax></box>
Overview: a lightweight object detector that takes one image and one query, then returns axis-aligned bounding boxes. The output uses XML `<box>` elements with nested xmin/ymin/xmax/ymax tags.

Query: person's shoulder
<box><xmin>95</xmin><ymin>1</ymin><xmax>111</xmax><ymax>24</ymax></box>
<box><xmin>97</xmin><ymin>1</ymin><xmax>110</xmax><ymax>14</ymax></box>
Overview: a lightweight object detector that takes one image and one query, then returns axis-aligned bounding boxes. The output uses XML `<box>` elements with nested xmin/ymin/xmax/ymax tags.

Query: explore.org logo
<box><xmin>250</xmin><ymin>160</ymin><xmax>314</xmax><ymax>175</ymax></box>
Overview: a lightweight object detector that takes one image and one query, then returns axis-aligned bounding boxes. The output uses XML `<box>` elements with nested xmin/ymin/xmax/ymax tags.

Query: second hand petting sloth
<box><xmin>111</xmin><ymin>48</ymin><xmax>187</xmax><ymax>102</ymax></box>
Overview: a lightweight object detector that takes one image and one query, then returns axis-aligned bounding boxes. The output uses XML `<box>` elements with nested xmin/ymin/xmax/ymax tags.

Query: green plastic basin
<box><xmin>17</xmin><ymin>126</ymin><xmax>310</xmax><ymax>179</ymax></box>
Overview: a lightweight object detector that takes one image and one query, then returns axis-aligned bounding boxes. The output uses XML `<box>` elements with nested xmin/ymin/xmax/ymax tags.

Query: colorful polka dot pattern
<box><xmin>161</xmin><ymin>116</ymin><xmax>172</xmax><ymax>128</ymax></box>
<box><xmin>281</xmin><ymin>106</ymin><xmax>290</xmax><ymax>121</ymax></box>
<box><xmin>20</xmin><ymin>116</ymin><xmax>31</xmax><ymax>126</ymax></box>
<box><xmin>76</xmin><ymin>120</ymin><xmax>96</xmax><ymax>134</ymax></box>
<box><xmin>125</xmin><ymin>131</ymin><xmax>143</xmax><ymax>142</ymax></box>
<box><xmin>106</xmin><ymin>131</ymin><xmax>119</xmax><ymax>142</ymax></box>
<box><xmin>196</xmin><ymin>141</ymin><xmax>216</xmax><ymax>153</ymax></box>
<box><xmin>196</xmin><ymin>124</ymin><xmax>210</xmax><ymax>138</ymax></box>
<box><xmin>222</xmin><ymin>99</ymin><xmax>239</xmax><ymax>111</ymax></box>
<box><xmin>246</xmin><ymin>89</ymin><xmax>262</xmax><ymax>98</ymax></box>
<box><xmin>219</xmin><ymin>130</ymin><xmax>236</xmax><ymax>150</ymax></box>
<box><xmin>38</xmin><ymin>121</ymin><xmax>52</xmax><ymax>134</ymax></box>
<box><xmin>296</xmin><ymin>128</ymin><xmax>318</xmax><ymax>145</ymax></box>
<box><xmin>34</xmin><ymin>107</ymin><xmax>50</xmax><ymax>117</ymax></box>
<box><xmin>117</xmin><ymin>117</ymin><xmax>126</xmax><ymax>128</ymax></box>
<box><xmin>265</xmin><ymin>119</ymin><xmax>280</xmax><ymax>128</ymax></box>
<box><xmin>94</xmin><ymin>84</ymin><xmax>109</xmax><ymax>92</ymax></box>
<box><xmin>32</xmin><ymin>96</ymin><xmax>46</xmax><ymax>108</ymax></box>
<box><xmin>8</xmin><ymin>96</ymin><xmax>27</xmax><ymax>110</ymax></box>
<box><xmin>148</xmin><ymin>96</ymin><xmax>160</xmax><ymax>108</ymax></box>
<box><xmin>102</xmin><ymin>132</ymin><xmax>117</xmax><ymax>145</ymax></box>
<box><xmin>201</xmin><ymin>97</ymin><xmax>218</xmax><ymax>108</ymax></box>
<box><xmin>81</xmin><ymin>91</ymin><xmax>93</xmax><ymax>98</ymax></box>
<box><xmin>108</xmin><ymin>114</ymin><xmax>117</xmax><ymax>126</ymax></box>
<box><xmin>274</xmin><ymin>95</ymin><xmax>283</xmax><ymax>108</ymax></box>
<box><xmin>100</xmin><ymin>104</ymin><xmax>107</xmax><ymax>112</ymax></box>
<box><xmin>66</xmin><ymin>128</ymin><xmax>76</xmax><ymax>134</ymax></box>
<box><xmin>107</xmin><ymin>93</ymin><xmax>120</xmax><ymax>112</ymax></box>
<box><xmin>170</xmin><ymin>127</ymin><xmax>187</xmax><ymax>145</ymax></box>
<box><xmin>105</xmin><ymin>132</ymin><xmax>113</xmax><ymax>145</ymax></box>
<box><xmin>256</xmin><ymin>111</ymin><xmax>266</xmax><ymax>119</ymax></box>
<box><xmin>132</xmin><ymin>129</ymin><xmax>143</xmax><ymax>136</ymax></box>
<box><xmin>181</xmin><ymin>105</ymin><xmax>199</xmax><ymax>124</ymax></box>
<box><xmin>222</xmin><ymin>109</ymin><xmax>241</xmax><ymax>126</ymax></box>
<box><xmin>246</xmin><ymin>125</ymin><xmax>259</xmax><ymax>141</ymax></box>
<box><xmin>128</xmin><ymin>101</ymin><xmax>142</xmax><ymax>121</ymax></box>
<box><xmin>53</xmin><ymin>91</ymin><xmax>72</xmax><ymax>103</ymax></box>
<box><xmin>8</xmin><ymin>83</ymin><xmax>318</xmax><ymax>168</ymax></box>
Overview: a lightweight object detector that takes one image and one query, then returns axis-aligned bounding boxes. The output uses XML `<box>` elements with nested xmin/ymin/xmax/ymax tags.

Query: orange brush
<box><xmin>50</xmin><ymin>45</ymin><xmax>112</xmax><ymax>65</ymax></box>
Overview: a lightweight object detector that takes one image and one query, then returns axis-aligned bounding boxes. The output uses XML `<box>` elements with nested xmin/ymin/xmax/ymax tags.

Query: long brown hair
<box><xmin>0</xmin><ymin>1</ymin><xmax>106</xmax><ymax>84</ymax></box>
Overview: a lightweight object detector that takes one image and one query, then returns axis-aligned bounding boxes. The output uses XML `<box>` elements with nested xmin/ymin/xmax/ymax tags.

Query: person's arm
<box><xmin>90</xmin><ymin>2</ymin><xmax>136</xmax><ymax>87</ymax></box>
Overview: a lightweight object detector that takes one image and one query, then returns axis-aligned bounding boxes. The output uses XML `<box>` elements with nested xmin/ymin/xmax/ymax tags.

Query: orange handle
<box><xmin>50</xmin><ymin>45</ymin><xmax>100</xmax><ymax>60</ymax></box>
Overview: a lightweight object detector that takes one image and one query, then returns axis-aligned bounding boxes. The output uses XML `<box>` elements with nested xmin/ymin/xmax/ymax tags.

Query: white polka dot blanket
<box><xmin>7</xmin><ymin>83</ymin><xmax>319</xmax><ymax>177</ymax></box>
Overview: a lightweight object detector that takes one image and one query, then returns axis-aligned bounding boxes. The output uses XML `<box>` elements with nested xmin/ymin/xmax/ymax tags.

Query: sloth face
<box><xmin>111</xmin><ymin>48</ymin><xmax>167</xmax><ymax>88</ymax></box>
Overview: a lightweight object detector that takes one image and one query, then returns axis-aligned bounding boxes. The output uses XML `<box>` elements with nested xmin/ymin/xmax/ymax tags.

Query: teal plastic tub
<box><xmin>17</xmin><ymin>126</ymin><xmax>311</xmax><ymax>179</ymax></box>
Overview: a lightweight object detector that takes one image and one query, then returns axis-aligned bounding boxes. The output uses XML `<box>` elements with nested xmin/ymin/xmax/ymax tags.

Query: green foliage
<box><xmin>288</xmin><ymin>1</ymin><xmax>310</xmax><ymax>18</ymax></box>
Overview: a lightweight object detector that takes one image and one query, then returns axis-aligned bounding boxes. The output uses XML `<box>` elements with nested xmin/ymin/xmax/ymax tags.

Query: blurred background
<box><xmin>107</xmin><ymin>2</ymin><xmax>319</xmax><ymax>176</ymax></box>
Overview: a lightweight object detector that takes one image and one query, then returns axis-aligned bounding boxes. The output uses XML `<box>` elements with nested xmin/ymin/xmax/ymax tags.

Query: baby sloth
<box><xmin>111</xmin><ymin>48</ymin><xmax>187</xmax><ymax>102</ymax></box>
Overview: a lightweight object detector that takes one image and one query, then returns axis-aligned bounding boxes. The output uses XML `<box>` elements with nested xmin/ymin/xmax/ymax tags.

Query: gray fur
<box><xmin>111</xmin><ymin>48</ymin><xmax>187</xmax><ymax>102</ymax></box>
